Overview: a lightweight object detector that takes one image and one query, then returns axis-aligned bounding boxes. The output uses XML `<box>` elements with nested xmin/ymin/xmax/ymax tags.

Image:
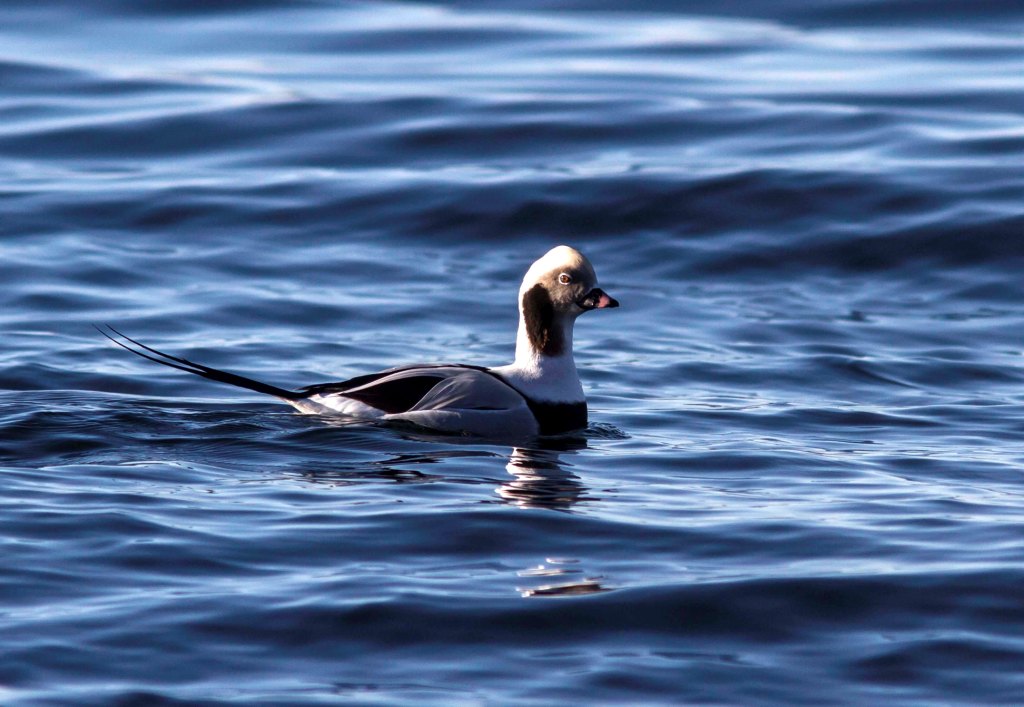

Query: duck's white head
<box><xmin>516</xmin><ymin>245</ymin><xmax>618</xmax><ymax>360</ymax></box>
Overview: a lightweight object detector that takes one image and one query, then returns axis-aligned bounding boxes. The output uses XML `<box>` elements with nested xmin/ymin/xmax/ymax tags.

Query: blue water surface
<box><xmin>2</xmin><ymin>1</ymin><xmax>1024</xmax><ymax>704</ymax></box>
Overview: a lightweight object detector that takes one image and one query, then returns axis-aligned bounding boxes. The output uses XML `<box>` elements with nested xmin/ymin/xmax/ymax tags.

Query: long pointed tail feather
<box><xmin>97</xmin><ymin>325</ymin><xmax>302</xmax><ymax>400</ymax></box>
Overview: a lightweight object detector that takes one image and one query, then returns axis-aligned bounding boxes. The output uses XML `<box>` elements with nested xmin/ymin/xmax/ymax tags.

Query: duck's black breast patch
<box><xmin>524</xmin><ymin>399</ymin><xmax>587</xmax><ymax>435</ymax></box>
<box><xmin>522</xmin><ymin>284</ymin><xmax>563</xmax><ymax>356</ymax></box>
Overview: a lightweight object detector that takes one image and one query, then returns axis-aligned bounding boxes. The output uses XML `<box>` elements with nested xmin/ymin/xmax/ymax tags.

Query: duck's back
<box><xmin>294</xmin><ymin>365</ymin><xmax>540</xmax><ymax>438</ymax></box>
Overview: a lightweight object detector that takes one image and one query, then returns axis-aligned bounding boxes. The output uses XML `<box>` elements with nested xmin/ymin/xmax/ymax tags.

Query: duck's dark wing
<box><xmin>352</xmin><ymin>367</ymin><xmax>542</xmax><ymax>438</ymax></box>
<box><xmin>302</xmin><ymin>368</ymin><xmax>448</xmax><ymax>414</ymax></box>
<box><xmin>303</xmin><ymin>365</ymin><xmax>519</xmax><ymax>415</ymax></box>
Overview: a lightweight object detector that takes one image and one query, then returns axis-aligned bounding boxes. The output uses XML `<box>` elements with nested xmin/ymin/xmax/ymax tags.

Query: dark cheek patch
<box><xmin>523</xmin><ymin>284</ymin><xmax>563</xmax><ymax>356</ymax></box>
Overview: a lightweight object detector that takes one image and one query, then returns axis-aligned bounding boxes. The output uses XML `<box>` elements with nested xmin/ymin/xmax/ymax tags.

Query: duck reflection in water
<box><xmin>291</xmin><ymin>424</ymin><xmax>592</xmax><ymax>512</ymax></box>
<box><xmin>498</xmin><ymin>443</ymin><xmax>591</xmax><ymax>511</ymax></box>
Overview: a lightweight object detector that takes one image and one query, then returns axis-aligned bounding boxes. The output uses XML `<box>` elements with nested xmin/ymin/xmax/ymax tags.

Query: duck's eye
<box><xmin>558</xmin><ymin>272</ymin><xmax>572</xmax><ymax>285</ymax></box>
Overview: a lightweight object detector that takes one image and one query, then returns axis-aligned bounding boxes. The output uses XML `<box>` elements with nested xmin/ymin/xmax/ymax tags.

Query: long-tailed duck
<box><xmin>100</xmin><ymin>245</ymin><xmax>618</xmax><ymax>438</ymax></box>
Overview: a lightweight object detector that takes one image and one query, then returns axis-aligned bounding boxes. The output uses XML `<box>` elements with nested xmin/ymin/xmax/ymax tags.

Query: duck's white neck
<box><xmin>513</xmin><ymin>312</ymin><xmax>574</xmax><ymax>366</ymax></box>
<box><xmin>493</xmin><ymin>314</ymin><xmax>584</xmax><ymax>403</ymax></box>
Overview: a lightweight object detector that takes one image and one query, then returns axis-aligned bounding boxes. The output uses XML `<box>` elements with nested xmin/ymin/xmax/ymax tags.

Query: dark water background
<box><xmin>2</xmin><ymin>1</ymin><xmax>1024</xmax><ymax>704</ymax></box>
